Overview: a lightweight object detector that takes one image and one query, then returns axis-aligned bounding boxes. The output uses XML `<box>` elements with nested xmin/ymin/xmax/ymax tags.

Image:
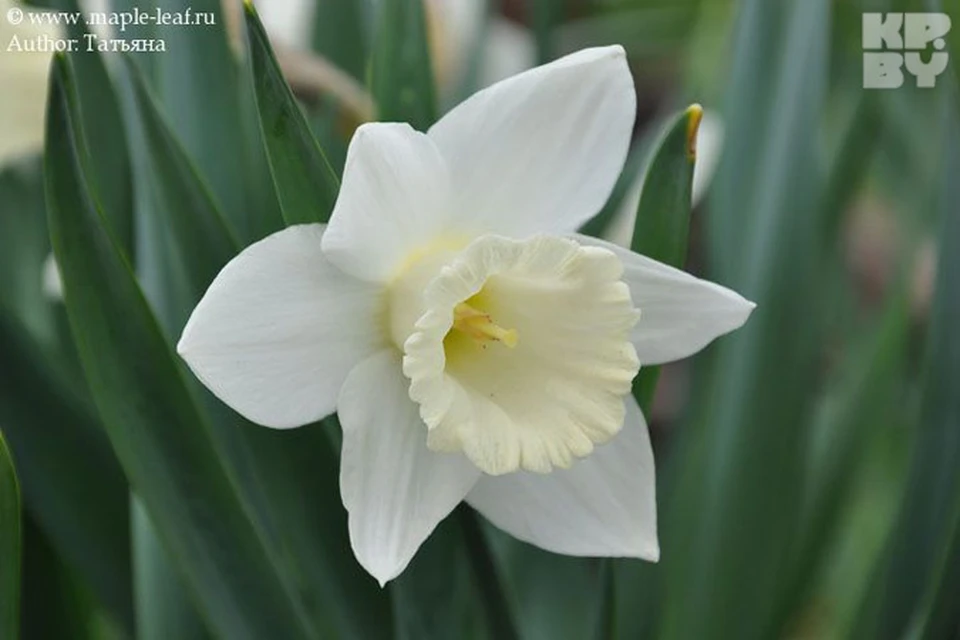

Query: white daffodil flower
<box><xmin>0</xmin><ymin>0</ymin><xmax>60</xmax><ymax>167</ymax></box>
<box><xmin>178</xmin><ymin>46</ymin><xmax>755</xmax><ymax>586</ymax></box>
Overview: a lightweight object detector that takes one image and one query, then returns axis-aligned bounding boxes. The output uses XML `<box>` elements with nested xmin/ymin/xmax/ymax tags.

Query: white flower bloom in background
<box><xmin>606</xmin><ymin>110</ymin><xmax>725</xmax><ymax>248</ymax></box>
<box><xmin>424</xmin><ymin>0</ymin><xmax>535</xmax><ymax>97</ymax></box>
<box><xmin>178</xmin><ymin>46</ymin><xmax>755</xmax><ymax>585</ymax></box>
<box><xmin>42</xmin><ymin>253</ymin><xmax>64</xmax><ymax>300</ymax></box>
<box><xmin>0</xmin><ymin>0</ymin><xmax>60</xmax><ymax>167</ymax></box>
<box><xmin>252</xmin><ymin>0</ymin><xmax>535</xmax><ymax>97</ymax></box>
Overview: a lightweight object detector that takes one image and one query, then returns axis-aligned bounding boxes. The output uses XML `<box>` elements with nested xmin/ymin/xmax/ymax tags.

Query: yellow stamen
<box><xmin>452</xmin><ymin>302</ymin><xmax>518</xmax><ymax>348</ymax></box>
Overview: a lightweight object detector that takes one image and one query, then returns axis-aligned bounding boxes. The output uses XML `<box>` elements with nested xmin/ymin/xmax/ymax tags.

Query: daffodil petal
<box><xmin>466</xmin><ymin>395</ymin><xmax>658</xmax><ymax>559</ymax></box>
<box><xmin>177</xmin><ymin>224</ymin><xmax>384</xmax><ymax>429</ymax></box>
<box><xmin>427</xmin><ymin>46</ymin><xmax>635</xmax><ymax>238</ymax></box>
<box><xmin>339</xmin><ymin>349</ymin><xmax>481</xmax><ymax>586</ymax></box>
<box><xmin>574</xmin><ymin>234</ymin><xmax>756</xmax><ymax>365</ymax></box>
<box><xmin>322</xmin><ymin>122</ymin><xmax>453</xmax><ymax>282</ymax></box>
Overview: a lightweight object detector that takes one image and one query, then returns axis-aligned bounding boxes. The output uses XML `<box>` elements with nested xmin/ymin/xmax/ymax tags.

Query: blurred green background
<box><xmin>0</xmin><ymin>0</ymin><xmax>958</xmax><ymax>638</ymax></box>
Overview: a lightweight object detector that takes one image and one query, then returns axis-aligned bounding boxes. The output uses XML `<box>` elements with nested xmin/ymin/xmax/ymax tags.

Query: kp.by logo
<box><xmin>863</xmin><ymin>13</ymin><xmax>951</xmax><ymax>89</ymax></box>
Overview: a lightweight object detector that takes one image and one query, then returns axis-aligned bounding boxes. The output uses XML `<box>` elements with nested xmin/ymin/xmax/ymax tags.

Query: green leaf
<box><xmin>532</xmin><ymin>0</ymin><xmax>562</xmax><ymax>64</ymax></box>
<box><xmin>125</xmin><ymin>48</ymin><xmax>393</xmax><ymax>640</ymax></box>
<box><xmin>311</xmin><ymin>0</ymin><xmax>367</xmax><ymax>80</ymax></box>
<box><xmin>578</xmin><ymin>138</ymin><xmax>652</xmax><ymax>240</ymax></box>
<box><xmin>774</xmin><ymin>285</ymin><xmax>911</xmax><ymax>630</ymax></box>
<box><xmin>659</xmin><ymin>0</ymin><xmax>830</xmax><ymax>637</ymax></box>
<box><xmin>45</xmin><ymin>54</ymin><xmax>316</xmax><ymax>640</ymax></box>
<box><xmin>370</xmin><ymin>0</ymin><xmax>437</xmax><ymax>129</ymax></box>
<box><xmin>245</xmin><ymin>2</ymin><xmax>342</xmax><ymax>225</ymax></box>
<box><xmin>851</xmin><ymin>113</ymin><xmax>960</xmax><ymax>640</ymax></box>
<box><xmin>125</xmin><ymin>60</ymin><xmax>240</xmax><ymax>282</ymax></box>
<box><xmin>65</xmin><ymin>42</ymin><xmax>134</xmax><ymax>256</ymax></box>
<box><xmin>629</xmin><ymin>104</ymin><xmax>701</xmax><ymax>411</ymax></box>
<box><xmin>148</xmin><ymin>0</ymin><xmax>283</xmax><ymax>241</ymax></box>
<box><xmin>484</xmin><ymin>527</ymin><xmax>601</xmax><ymax>640</ymax></box>
<box><xmin>33</xmin><ymin>0</ymin><xmax>134</xmax><ymax>255</ymax></box>
<box><xmin>0</xmin><ymin>161</ymin><xmax>133</xmax><ymax>632</ymax></box>
<box><xmin>0</xmin><ymin>160</ymin><xmax>58</xmax><ymax>347</ymax></box>
<box><xmin>19</xmin><ymin>515</ymin><xmax>105</xmax><ymax>640</ymax></box>
<box><xmin>132</xmin><ymin>498</ymin><xmax>210</xmax><ymax>640</ymax></box>
<box><xmin>390</xmin><ymin>513</ymin><xmax>486</xmax><ymax>640</ymax></box>
<box><xmin>0</xmin><ymin>313</ymin><xmax>133</xmax><ymax>632</ymax></box>
<box><xmin>0</xmin><ymin>430</ymin><xmax>20</xmax><ymax>640</ymax></box>
<box><xmin>604</xmin><ymin>107</ymin><xmax>700</xmax><ymax>639</ymax></box>
<box><xmin>705</xmin><ymin>0</ymin><xmax>789</xmax><ymax>282</ymax></box>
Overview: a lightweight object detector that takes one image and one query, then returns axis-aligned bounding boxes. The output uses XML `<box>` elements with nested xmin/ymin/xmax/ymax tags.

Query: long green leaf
<box><xmin>660</xmin><ymin>0</ymin><xmax>830</xmax><ymax>638</ymax></box>
<box><xmin>19</xmin><ymin>515</ymin><xmax>103</xmax><ymax>640</ymax></box>
<box><xmin>45</xmin><ymin>53</ymin><xmax>315</xmax><ymax>640</ymax></box>
<box><xmin>630</xmin><ymin>104</ymin><xmax>701</xmax><ymax>410</ymax></box>
<box><xmin>132</xmin><ymin>498</ymin><xmax>210</xmax><ymax>640</ymax></box>
<box><xmin>0</xmin><ymin>161</ymin><xmax>133</xmax><ymax>631</ymax></box>
<box><xmin>125</xmin><ymin>50</ymin><xmax>393</xmax><ymax>639</ymax></box>
<box><xmin>607</xmin><ymin>105</ymin><xmax>701</xmax><ymax>640</ymax></box>
<box><xmin>245</xmin><ymin>2</ymin><xmax>342</xmax><ymax>225</ymax></box>
<box><xmin>125</xmin><ymin>61</ymin><xmax>240</xmax><ymax>277</ymax></box>
<box><xmin>0</xmin><ymin>313</ymin><xmax>133</xmax><ymax>630</ymax></box>
<box><xmin>578</xmin><ymin>138</ymin><xmax>652</xmax><ymax>240</ymax></box>
<box><xmin>390</xmin><ymin>513</ymin><xmax>489</xmax><ymax>640</ymax></box>
<box><xmin>147</xmin><ymin>0</ymin><xmax>283</xmax><ymax>241</ymax></box>
<box><xmin>27</xmin><ymin>0</ymin><xmax>134</xmax><ymax>255</ymax></box>
<box><xmin>370</xmin><ymin>0</ymin><xmax>437</xmax><ymax>129</ymax></box>
<box><xmin>311</xmin><ymin>0</ymin><xmax>367</xmax><ymax>80</ymax></box>
<box><xmin>851</xmin><ymin>112</ymin><xmax>960</xmax><ymax>640</ymax></box>
<box><xmin>0</xmin><ymin>430</ymin><xmax>20</xmax><ymax>640</ymax></box>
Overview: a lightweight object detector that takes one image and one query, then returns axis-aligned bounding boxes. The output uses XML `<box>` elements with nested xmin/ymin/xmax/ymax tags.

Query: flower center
<box><xmin>391</xmin><ymin>234</ymin><xmax>640</xmax><ymax>476</ymax></box>
<box><xmin>451</xmin><ymin>301</ymin><xmax>518</xmax><ymax>348</ymax></box>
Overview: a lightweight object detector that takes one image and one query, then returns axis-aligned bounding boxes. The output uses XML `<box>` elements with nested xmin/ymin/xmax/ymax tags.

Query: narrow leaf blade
<box><xmin>0</xmin><ymin>430</ymin><xmax>20</xmax><ymax>640</ymax></box>
<box><xmin>370</xmin><ymin>0</ymin><xmax>437</xmax><ymax>129</ymax></box>
<box><xmin>630</xmin><ymin>104</ymin><xmax>701</xmax><ymax>410</ymax></box>
<box><xmin>45</xmin><ymin>54</ymin><xmax>312</xmax><ymax>640</ymax></box>
<box><xmin>245</xmin><ymin>1</ymin><xmax>341</xmax><ymax>225</ymax></box>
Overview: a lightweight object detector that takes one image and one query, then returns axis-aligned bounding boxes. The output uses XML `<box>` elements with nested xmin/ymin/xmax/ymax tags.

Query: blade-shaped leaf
<box><xmin>0</xmin><ymin>430</ymin><xmax>20</xmax><ymax>640</ymax></box>
<box><xmin>124</xmin><ymin>49</ymin><xmax>393</xmax><ymax>640</ymax></box>
<box><xmin>144</xmin><ymin>0</ymin><xmax>283</xmax><ymax>241</ymax></box>
<box><xmin>132</xmin><ymin>498</ymin><xmax>210</xmax><ymax>640</ymax></box>
<box><xmin>311</xmin><ymin>0</ymin><xmax>366</xmax><ymax>80</ymax></box>
<box><xmin>390</xmin><ymin>514</ymin><xmax>487</xmax><ymax>640</ymax></box>
<box><xmin>125</xmin><ymin>61</ymin><xmax>240</xmax><ymax>279</ymax></box>
<box><xmin>0</xmin><ymin>159</ymin><xmax>133</xmax><ymax>631</ymax></box>
<box><xmin>45</xmin><ymin>54</ymin><xmax>315</xmax><ymax>640</ymax></box>
<box><xmin>851</xmin><ymin>112</ymin><xmax>960</xmax><ymax>640</ymax></box>
<box><xmin>0</xmin><ymin>313</ymin><xmax>133</xmax><ymax>631</ymax></box>
<box><xmin>370</xmin><ymin>0</ymin><xmax>437</xmax><ymax>129</ymax></box>
<box><xmin>245</xmin><ymin>2</ymin><xmax>341</xmax><ymax>225</ymax></box>
<box><xmin>27</xmin><ymin>0</ymin><xmax>134</xmax><ymax>255</ymax></box>
<box><xmin>630</xmin><ymin>104</ymin><xmax>701</xmax><ymax>410</ymax></box>
<box><xmin>660</xmin><ymin>0</ymin><xmax>830</xmax><ymax>637</ymax></box>
<box><xmin>606</xmin><ymin>105</ymin><xmax>701</xmax><ymax>640</ymax></box>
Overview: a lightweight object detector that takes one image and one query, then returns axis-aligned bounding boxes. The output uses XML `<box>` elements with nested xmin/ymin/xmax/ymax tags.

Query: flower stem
<box><xmin>457</xmin><ymin>507</ymin><xmax>520</xmax><ymax>640</ymax></box>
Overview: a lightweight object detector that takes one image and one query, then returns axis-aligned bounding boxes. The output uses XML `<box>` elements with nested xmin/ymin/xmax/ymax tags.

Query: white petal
<box><xmin>575</xmin><ymin>234</ymin><xmax>755</xmax><ymax>365</ymax></box>
<box><xmin>339</xmin><ymin>349</ymin><xmax>481</xmax><ymax>585</ymax></box>
<box><xmin>321</xmin><ymin>123</ymin><xmax>453</xmax><ymax>282</ymax></box>
<box><xmin>467</xmin><ymin>395</ymin><xmax>658</xmax><ymax>559</ymax></box>
<box><xmin>691</xmin><ymin>110</ymin><xmax>724</xmax><ymax>207</ymax></box>
<box><xmin>42</xmin><ymin>252</ymin><xmax>64</xmax><ymax>301</ymax></box>
<box><xmin>177</xmin><ymin>224</ymin><xmax>384</xmax><ymax>429</ymax></box>
<box><xmin>428</xmin><ymin>46</ymin><xmax>635</xmax><ymax>238</ymax></box>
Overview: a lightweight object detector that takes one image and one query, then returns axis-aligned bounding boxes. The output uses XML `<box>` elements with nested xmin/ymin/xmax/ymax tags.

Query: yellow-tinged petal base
<box><xmin>391</xmin><ymin>234</ymin><xmax>640</xmax><ymax>476</ymax></box>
